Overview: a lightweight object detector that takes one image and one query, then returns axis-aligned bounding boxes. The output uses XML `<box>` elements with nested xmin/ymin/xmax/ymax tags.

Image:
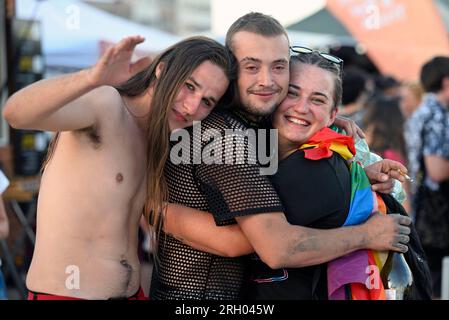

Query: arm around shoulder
<box><xmin>235</xmin><ymin>211</ymin><xmax>410</xmax><ymax>269</ymax></box>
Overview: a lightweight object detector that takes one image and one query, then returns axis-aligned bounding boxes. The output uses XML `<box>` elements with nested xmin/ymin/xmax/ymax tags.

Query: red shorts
<box><xmin>27</xmin><ymin>287</ymin><xmax>149</xmax><ymax>300</ymax></box>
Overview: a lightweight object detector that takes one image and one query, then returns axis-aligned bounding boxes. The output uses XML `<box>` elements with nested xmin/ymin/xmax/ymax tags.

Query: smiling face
<box><xmin>167</xmin><ymin>60</ymin><xmax>229</xmax><ymax>131</ymax></box>
<box><xmin>273</xmin><ymin>62</ymin><xmax>338</xmax><ymax>157</ymax></box>
<box><xmin>231</xmin><ymin>31</ymin><xmax>290</xmax><ymax>118</ymax></box>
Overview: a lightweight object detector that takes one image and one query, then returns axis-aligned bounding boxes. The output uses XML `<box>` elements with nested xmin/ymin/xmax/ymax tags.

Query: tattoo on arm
<box><xmin>291</xmin><ymin>232</ymin><xmax>319</xmax><ymax>254</ymax></box>
<box><xmin>290</xmin><ymin>228</ymin><xmax>357</xmax><ymax>256</ymax></box>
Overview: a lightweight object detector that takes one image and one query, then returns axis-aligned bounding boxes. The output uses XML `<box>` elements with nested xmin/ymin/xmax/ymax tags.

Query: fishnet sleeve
<box><xmin>194</xmin><ymin>130</ymin><xmax>283</xmax><ymax>225</ymax></box>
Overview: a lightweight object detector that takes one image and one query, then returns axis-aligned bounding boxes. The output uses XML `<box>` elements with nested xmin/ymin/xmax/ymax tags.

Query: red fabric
<box><xmin>128</xmin><ymin>287</ymin><xmax>149</xmax><ymax>300</ymax></box>
<box><xmin>28</xmin><ymin>287</ymin><xmax>149</xmax><ymax>300</ymax></box>
<box><xmin>27</xmin><ymin>292</ymin><xmax>84</xmax><ymax>300</ymax></box>
<box><xmin>349</xmin><ymin>251</ymin><xmax>386</xmax><ymax>300</ymax></box>
<box><xmin>302</xmin><ymin>127</ymin><xmax>356</xmax><ymax>160</ymax></box>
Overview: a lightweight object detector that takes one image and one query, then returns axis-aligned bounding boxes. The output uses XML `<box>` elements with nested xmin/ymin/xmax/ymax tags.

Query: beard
<box><xmin>236</xmin><ymin>89</ymin><xmax>281</xmax><ymax>117</ymax></box>
<box><xmin>240</xmin><ymin>101</ymin><xmax>278</xmax><ymax>118</ymax></box>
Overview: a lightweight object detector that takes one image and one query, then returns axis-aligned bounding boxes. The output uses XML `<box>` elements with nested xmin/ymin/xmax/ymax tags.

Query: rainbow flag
<box><xmin>300</xmin><ymin>127</ymin><xmax>389</xmax><ymax>300</ymax></box>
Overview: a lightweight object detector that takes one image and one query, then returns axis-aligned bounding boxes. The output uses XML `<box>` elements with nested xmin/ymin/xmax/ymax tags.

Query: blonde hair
<box><xmin>402</xmin><ymin>81</ymin><xmax>424</xmax><ymax>101</ymax></box>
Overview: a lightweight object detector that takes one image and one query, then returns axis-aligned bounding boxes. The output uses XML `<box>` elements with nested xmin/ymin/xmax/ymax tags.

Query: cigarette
<box><xmin>398</xmin><ymin>169</ymin><xmax>414</xmax><ymax>182</ymax></box>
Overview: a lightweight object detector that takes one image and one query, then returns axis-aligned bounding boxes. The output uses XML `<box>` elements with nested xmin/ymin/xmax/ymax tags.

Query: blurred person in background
<box><xmin>339</xmin><ymin>66</ymin><xmax>370</xmax><ymax>128</ymax></box>
<box><xmin>363</xmin><ymin>95</ymin><xmax>410</xmax><ymax>213</ymax></box>
<box><xmin>364</xmin><ymin>95</ymin><xmax>407</xmax><ymax>165</ymax></box>
<box><xmin>399</xmin><ymin>82</ymin><xmax>424</xmax><ymax>119</ymax></box>
<box><xmin>399</xmin><ymin>82</ymin><xmax>424</xmax><ymax>214</ymax></box>
<box><xmin>374</xmin><ymin>75</ymin><xmax>401</xmax><ymax>98</ymax></box>
<box><xmin>405</xmin><ymin>56</ymin><xmax>449</xmax><ymax>298</ymax></box>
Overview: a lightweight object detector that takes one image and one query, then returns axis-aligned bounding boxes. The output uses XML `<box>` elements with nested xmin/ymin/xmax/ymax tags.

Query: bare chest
<box><xmin>46</xmin><ymin>116</ymin><xmax>147</xmax><ymax>203</ymax></box>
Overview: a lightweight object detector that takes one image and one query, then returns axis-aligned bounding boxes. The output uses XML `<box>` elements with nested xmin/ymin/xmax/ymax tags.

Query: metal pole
<box><xmin>442</xmin><ymin>256</ymin><xmax>449</xmax><ymax>300</ymax></box>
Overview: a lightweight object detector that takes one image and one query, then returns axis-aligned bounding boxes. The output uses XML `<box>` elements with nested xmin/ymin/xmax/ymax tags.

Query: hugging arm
<box><xmin>164</xmin><ymin>203</ymin><xmax>253</xmax><ymax>257</ymax></box>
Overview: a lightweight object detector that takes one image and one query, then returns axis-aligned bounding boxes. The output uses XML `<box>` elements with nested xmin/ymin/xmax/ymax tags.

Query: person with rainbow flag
<box><xmin>245</xmin><ymin>50</ymin><xmax>418</xmax><ymax>300</ymax></box>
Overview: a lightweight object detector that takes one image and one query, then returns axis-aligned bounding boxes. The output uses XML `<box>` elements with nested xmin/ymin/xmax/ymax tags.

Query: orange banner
<box><xmin>327</xmin><ymin>0</ymin><xmax>449</xmax><ymax>81</ymax></box>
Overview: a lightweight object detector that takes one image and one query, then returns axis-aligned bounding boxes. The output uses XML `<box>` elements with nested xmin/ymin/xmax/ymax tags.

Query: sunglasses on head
<box><xmin>290</xmin><ymin>46</ymin><xmax>344</xmax><ymax>76</ymax></box>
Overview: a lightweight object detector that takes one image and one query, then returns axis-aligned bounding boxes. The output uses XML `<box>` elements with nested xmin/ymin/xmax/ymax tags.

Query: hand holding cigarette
<box><xmin>397</xmin><ymin>169</ymin><xmax>414</xmax><ymax>183</ymax></box>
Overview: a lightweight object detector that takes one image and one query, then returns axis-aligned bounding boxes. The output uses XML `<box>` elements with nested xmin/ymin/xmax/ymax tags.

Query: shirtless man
<box><xmin>2</xmin><ymin>36</ymin><xmax>232</xmax><ymax>299</ymax></box>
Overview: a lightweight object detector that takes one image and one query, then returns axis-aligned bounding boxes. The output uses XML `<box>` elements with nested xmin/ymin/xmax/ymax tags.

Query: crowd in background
<box><xmin>339</xmin><ymin>57</ymin><xmax>449</xmax><ymax>298</ymax></box>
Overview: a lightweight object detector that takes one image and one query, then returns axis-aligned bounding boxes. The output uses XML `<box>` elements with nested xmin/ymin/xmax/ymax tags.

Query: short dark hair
<box><xmin>291</xmin><ymin>52</ymin><xmax>342</xmax><ymax>110</ymax></box>
<box><xmin>420</xmin><ymin>56</ymin><xmax>449</xmax><ymax>93</ymax></box>
<box><xmin>225</xmin><ymin>12</ymin><xmax>288</xmax><ymax>53</ymax></box>
<box><xmin>342</xmin><ymin>66</ymin><xmax>367</xmax><ymax>105</ymax></box>
<box><xmin>374</xmin><ymin>75</ymin><xmax>399</xmax><ymax>91</ymax></box>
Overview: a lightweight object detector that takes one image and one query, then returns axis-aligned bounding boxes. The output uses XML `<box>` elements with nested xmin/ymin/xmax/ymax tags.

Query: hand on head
<box><xmin>334</xmin><ymin>116</ymin><xmax>366</xmax><ymax>140</ymax></box>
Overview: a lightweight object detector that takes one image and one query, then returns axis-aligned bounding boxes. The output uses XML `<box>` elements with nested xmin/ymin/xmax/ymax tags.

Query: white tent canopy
<box><xmin>16</xmin><ymin>0</ymin><xmax>181</xmax><ymax>69</ymax></box>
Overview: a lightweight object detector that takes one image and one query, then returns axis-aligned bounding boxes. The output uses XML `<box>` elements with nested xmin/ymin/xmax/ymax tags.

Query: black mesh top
<box><xmin>149</xmin><ymin>109</ymin><xmax>284</xmax><ymax>300</ymax></box>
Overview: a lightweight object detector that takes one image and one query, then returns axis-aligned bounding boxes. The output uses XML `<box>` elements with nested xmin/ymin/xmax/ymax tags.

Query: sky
<box><xmin>210</xmin><ymin>0</ymin><xmax>326</xmax><ymax>35</ymax></box>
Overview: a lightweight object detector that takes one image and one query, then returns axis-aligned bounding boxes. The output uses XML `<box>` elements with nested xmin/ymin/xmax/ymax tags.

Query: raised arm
<box><xmin>163</xmin><ymin>203</ymin><xmax>253</xmax><ymax>257</ymax></box>
<box><xmin>3</xmin><ymin>36</ymin><xmax>151</xmax><ymax>132</ymax></box>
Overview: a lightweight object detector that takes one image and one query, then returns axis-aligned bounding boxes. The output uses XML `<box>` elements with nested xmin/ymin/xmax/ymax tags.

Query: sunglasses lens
<box><xmin>321</xmin><ymin>53</ymin><xmax>342</xmax><ymax>64</ymax></box>
<box><xmin>291</xmin><ymin>46</ymin><xmax>313</xmax><ymax>54</ymax></box>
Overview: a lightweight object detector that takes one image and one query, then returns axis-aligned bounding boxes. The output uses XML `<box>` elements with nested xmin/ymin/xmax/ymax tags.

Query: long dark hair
<box><xmin>42</xmin><ymin>37</ymin><xmax>235</xmax><ymax>238</ymax></box>
<box><xmin>116</xmin><ymin>36</ymin><xmax>235</xmax><ymax>235</ymax></box>
<box><xmin>363</xmin><ymin>95</ymin><xmax>407</xmax><ymax>160</ymax></box>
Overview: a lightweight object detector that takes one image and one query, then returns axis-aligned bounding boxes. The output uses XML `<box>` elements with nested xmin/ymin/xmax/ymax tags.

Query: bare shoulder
<box><xmin>87</xmin><ymin>86</ymin><xmax>124</xmax><ymax>112</ymax></box>
<box><xmin>86</xmin><ymin>86</ymin><xmax>128</xmax><ymax>124</ymax></box>
<box><xmin>71</xmin><ymin>86</ymin><xmax>127</xmax><ymax>143</ymax></box>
